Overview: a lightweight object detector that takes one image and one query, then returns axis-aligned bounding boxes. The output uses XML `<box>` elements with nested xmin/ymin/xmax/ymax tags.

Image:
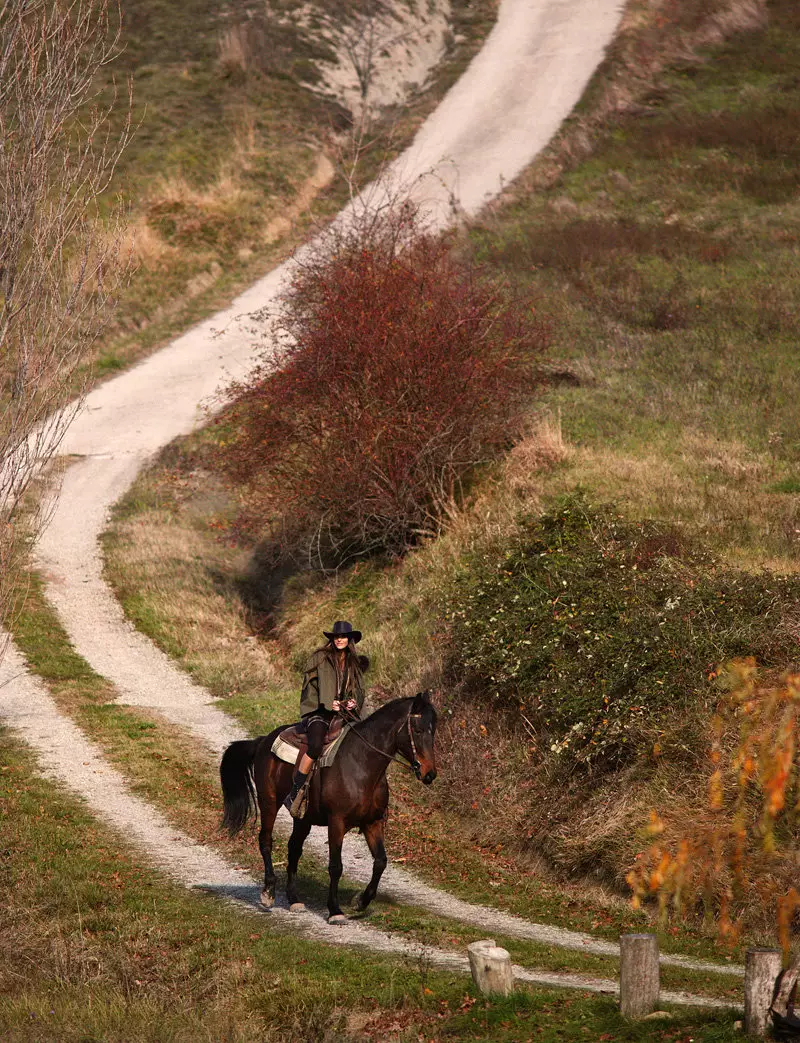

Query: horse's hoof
<box><xmin>328</xmin><ymin>913</ymin><xmax>347</xmax><ymax>925</ymax></box>
<box><xmin>350</xmin><ymin>895</ymin><xmax>366</xmax><ymax>912</ymax></box>
<box><xmin>289</xmin><ymin>902</ymin><xmax>306</xmax><ymax>912</ymax></box>
<box><xmin>260</xmin><ymin>891</ymin><xmax>275</xmax><ymax>909</ymax></box>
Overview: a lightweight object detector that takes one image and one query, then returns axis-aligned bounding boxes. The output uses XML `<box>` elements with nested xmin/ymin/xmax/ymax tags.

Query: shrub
<box><xmin>214</xmin><ymin>203</ymin><xmax>549</xmax><ymax>566</ymax></box>
<box><xmin>627</xmin><ymin>661</ymin><xmax>800</xmax><ymax>946</ymax></box>
<box><xmin>438</xmin><ymin>497</ymin><xmax>800</xmax><ymax>767</ymax></box>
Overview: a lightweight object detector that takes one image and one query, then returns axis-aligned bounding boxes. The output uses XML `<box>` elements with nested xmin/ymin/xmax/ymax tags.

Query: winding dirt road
<box><xmin>0</xmin><ymin>0</ymin><xmax>738</xmax><ymax>1005</ymax></box>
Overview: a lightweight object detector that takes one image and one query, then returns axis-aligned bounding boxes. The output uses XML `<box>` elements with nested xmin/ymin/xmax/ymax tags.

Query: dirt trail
<box><xmin>0</xmin><ymin>0</ymin><xmax>741</xmax><ymax>1006</ymax></box>
<box><xmin>0</xmin><ymin>643</ymin><xmax>739</xmax><ymax>1010</ymax></box>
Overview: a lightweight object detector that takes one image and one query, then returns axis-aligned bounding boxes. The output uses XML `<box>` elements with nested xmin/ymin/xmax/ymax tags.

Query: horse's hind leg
<box><xmin>352</xmin><ymin>818</ymin><xmax>387</xmax><ymax>914</ymax></box>
<box><xmin>286</xmin><ymin>816</ymin><xmax>312</xmax><ymax>911</ymax></box>
<box><xmin>257</xmin><ymin>759</ymin><xmax>283</xmax><ymax>909</ymax></box>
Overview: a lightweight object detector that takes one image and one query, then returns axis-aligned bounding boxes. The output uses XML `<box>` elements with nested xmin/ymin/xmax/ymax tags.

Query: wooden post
<box><xmin>619</xmin><ymin>933</ymin><xmax>659</xmax><ymax>1018</ymax></box>
<box><xmin>467</xmin><ymin>939</ymin><xmax>514</xmax><ymax>997</ymax></box>
<box><xmin>744</xmin><ymin>948</ymin><xmax>781</xmax><ymax>1038</ymax></box>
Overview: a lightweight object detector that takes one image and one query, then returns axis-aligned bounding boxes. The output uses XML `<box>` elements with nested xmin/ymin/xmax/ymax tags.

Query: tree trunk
<box><xmin>744</xmin><ymin>948</ymin><xmax>781</xmax><ymax>1038</ymax></box>
<box><xmin>619</xmin><ymin>933</ymin><xmax>659</xmax><ymax>1018</ymax></box>
<box><xmin>467</xmin><ymin>939</ymin><xmax>514</xmax><ymax>996</ymax></box>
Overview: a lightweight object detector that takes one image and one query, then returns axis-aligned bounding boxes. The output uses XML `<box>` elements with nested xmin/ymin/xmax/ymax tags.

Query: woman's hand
<box><xmin>346</xmin><ymin>699</ymin><xmax>357</xmax><ymax>710</ymax></box>
<box><xmin>332</xmin><ymin>700</ymin><xmax>341</xmax><ymax>712</ymax></box>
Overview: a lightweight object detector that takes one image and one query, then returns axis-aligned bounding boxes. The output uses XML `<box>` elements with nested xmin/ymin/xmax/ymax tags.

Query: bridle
<box><xmin>341</xmin><ymin>704</ymin><xmax>427</xmax><ymax>779</ymax></box>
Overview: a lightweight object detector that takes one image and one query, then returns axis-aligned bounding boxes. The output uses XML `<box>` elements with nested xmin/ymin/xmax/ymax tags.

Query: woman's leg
<box><xmin>306</xmin><ymin>718</ymin><xmax>327</xmax><ymax>760</ymax></box>
<box><xmin>285</xmin><ymin>718</ymin><xmax>327</xmax><ymax>810</ymax></box>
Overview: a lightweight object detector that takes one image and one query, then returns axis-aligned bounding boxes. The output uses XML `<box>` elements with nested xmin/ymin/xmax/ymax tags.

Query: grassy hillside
<box><xmin>292</xmin><ymin>0</ymin><xmax>800</xmax><ymax>894</ymax></box>
<box><xmin>85</xmin><ymin>0</ymin><xmax>495</xmax><ymax>379</ymax></box>
<box><xmin>95</xmin><ymin>0</ymin><xmax>800</xmax><ymax>942</ymax></box>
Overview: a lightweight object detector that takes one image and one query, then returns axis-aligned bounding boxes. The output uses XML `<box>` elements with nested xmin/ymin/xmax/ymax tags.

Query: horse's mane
<box><xmin>355</xmin><ymin>693</ymin><xmax>433</xmax><ymax>731</ymax></box>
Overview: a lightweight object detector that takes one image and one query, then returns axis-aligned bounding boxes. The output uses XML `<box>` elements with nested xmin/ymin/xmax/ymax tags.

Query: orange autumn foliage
<box><xmin>627</xmin><ymin>659</ymin><xmax>800</xmax><ymax>952</ymax></box>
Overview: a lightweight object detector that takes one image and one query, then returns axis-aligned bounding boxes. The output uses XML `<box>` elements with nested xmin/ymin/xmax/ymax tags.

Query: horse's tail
<box><xmin>220</xmin><ymin>737</ymin><xmax>261</xmax><ymax>835</ymax></box>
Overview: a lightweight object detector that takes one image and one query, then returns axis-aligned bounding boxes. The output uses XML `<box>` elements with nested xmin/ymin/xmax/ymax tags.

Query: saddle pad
<box><xmin>271</xmin><ymin>723</ymin><xmax>351</xmax><ymax>769</ymax></box>
<box><xmin>278</xmin><ymin>716</ymin><xmax>344</xmax><ymax>750</ymax></box>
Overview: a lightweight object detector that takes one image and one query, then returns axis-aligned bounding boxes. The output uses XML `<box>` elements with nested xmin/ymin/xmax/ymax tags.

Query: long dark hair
<box><xmin>316</xmin><ymin>639</ymin><xmax>367</xmax><ymax>696</ymax></box>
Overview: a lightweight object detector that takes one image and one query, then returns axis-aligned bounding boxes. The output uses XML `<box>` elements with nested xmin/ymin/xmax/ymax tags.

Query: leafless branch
<box><xmin>0</xmin><ymin>0</ymin><xmax>132</xmax><ymax>622</ymax></box>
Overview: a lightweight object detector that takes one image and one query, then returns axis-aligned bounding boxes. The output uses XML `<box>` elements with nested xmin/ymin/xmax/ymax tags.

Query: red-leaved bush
<box><xmin>216</xmin><ymin>203</ymin><xmax>549</xmax><ymax>566</ymax></box>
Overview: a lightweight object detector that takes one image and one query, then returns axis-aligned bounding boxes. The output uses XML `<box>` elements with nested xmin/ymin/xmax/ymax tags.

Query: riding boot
<box><xmin>283</xmin><ymin>770</ymin><xmax>308</xmax><ymax>812</ymax></box>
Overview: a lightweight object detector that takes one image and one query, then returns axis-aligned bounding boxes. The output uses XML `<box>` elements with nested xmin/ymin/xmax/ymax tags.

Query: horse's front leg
<box><xmin>286</xmin><ymin>816</ymin><xmax>312</xmax><ymax>911</ymax></box>
<box><xmin>352</xmin><ymin>818</ymin><xmax>387</xmax><ymax>914</ymax></box>
<box><xmin>326</xmin><ymin>816</ymin><xmax>347</xmax><ymax>923</ymax></box>
<box><xmin>258</xmin><ymin>814</ymin><xmax>277</xmax><ymax>909</ymax></box>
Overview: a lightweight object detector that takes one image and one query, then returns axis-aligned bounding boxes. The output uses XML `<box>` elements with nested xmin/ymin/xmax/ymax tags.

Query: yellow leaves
<box><xmin>648</xmin><ymin>851</ymin><xmax>671</xmax><ymax>892</ymax></box>
<box><xmin>646</xmin><ymin>809</ymin><xmax>664</xmax><ymax>836</ymax></box>
<box><xmin>627</xmin><ymin>662</ymin><xmax>800</xmax><ymax>945</ymax></box>
<box><xmin>708</xmin><ymin>769</ymin><xmax>724</xmax><ymax>811</ymax></box>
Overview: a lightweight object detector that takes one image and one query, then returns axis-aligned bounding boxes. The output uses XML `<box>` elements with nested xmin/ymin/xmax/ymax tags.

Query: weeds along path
<box><xmin>0</xmin><ymin>0</ymin><xmax>716</xmax><ymax>990</ymax></box>
<box><xmin>0</xmin><ymin>643</ymin><xmax>740</xmax><ymax>1011</ymax></box>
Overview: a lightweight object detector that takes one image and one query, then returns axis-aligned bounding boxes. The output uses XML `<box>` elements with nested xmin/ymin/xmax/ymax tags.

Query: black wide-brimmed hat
<box><xmin>323</xmin><ymin>620</ymin><xmax>362</xmax><ymax>644</ymax></box>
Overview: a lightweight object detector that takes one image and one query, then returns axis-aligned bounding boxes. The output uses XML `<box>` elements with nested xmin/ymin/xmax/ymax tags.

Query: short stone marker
<box><xmin>744</xmin><ymin>948</ymin><xmax>782</xmax><ymax>1038</ymax></box>
<box><xmin>467</xmin><ymin>939</ymin><xmax>514</xmax><ymax>996</ymax></box>
<box><xmin>619</xmin><ymin>933</ymin><xmax>660</xmax><ymax>1018</ymax></box>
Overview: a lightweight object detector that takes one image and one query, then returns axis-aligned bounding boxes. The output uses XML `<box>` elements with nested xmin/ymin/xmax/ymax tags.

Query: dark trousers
<box><xmin>303</xmin><ymin>709</ymin><xmax>335</xmax><ymax>761</ymax></box>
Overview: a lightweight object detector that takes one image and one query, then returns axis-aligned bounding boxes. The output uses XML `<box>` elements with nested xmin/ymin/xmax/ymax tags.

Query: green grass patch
<box><xmin>0</xmin><ymin>730</ymin><xmax>481</xmax><ymax>1042</ymax></box>
<box><xmin>769</xmin><ymin>477</ymin><xmax>800</xmax><ymax>495</ymax></box>
<box><xmin>436</xmin><ymin>992</ymin><xmax>739</xmax><ymax>1042</ymax></box>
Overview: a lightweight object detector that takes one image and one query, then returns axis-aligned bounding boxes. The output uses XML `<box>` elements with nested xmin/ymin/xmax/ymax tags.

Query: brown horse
<box><xmin>220</xmin><ymin>692</ymin><xmax>437</xmax><ymax>921</ymax></box>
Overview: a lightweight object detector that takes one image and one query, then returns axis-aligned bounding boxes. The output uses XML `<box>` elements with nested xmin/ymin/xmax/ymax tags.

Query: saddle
<box><xmin>271</xmin><ymin>717</ymin><xmax>349</xmax><ymax>768</ymax></box>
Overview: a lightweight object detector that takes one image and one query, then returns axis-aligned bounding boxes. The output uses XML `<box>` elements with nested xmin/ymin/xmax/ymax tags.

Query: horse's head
<box><xmin>403</xmin><ymin>690</ymin><xmax>438</xmax><ymax>785</ymax></box>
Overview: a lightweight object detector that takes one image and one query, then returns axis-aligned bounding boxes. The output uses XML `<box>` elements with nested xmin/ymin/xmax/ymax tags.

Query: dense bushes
<box><xmin>215</xmin><ymin>204</ymin><xmax>548</xmax><ymax>566</ymax></box>
<box><xmin>440</xmin><ymin>498</ymin><xmax>800</xmax><ymax>766</ymax></box>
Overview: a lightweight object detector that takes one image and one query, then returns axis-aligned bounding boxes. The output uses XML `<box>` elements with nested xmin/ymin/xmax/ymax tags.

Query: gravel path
<box><xmin>0</xmin><ymin>643</ymin><xmax>740</xmax><ymax>1011</ymax></box>
<box><xmin>0</xmin><ymin>0</ymin><xmax>743</xmax><ymax>1009</ymax></box>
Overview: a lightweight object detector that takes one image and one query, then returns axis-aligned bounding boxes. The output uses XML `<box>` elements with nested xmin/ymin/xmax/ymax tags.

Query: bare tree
<box><xmin>336</xmin><ymin>0</ymin><xmax>419</xmax><ymax>116</ymax></box>
<box><xmin>0</xmin><ymin>0</ymin><xmax>131</xmax><ymax>620</ymax></box>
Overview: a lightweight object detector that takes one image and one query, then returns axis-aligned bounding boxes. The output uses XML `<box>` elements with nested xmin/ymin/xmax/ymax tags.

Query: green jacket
<box><xmin>300</xmin><ymin>649</ymin><xmax>365</xmax><ymax>716</ymax></box>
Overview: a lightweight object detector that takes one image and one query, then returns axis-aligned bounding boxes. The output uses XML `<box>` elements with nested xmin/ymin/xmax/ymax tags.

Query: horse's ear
<box><xmin>357</xmin><ymin>654</ymin><xmax>370</xmax><ymax>673</ymax></box>
<box><xmin>412</xmin><ymin>690</ymin><xmax>431</xmax><ymax>709</ymax></box>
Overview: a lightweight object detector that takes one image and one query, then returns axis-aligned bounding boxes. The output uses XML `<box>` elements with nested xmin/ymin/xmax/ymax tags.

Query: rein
<box><xmin>341</xmin><ymin>706</ymin><xmax>423</xmax><ymax>778</ymax></box>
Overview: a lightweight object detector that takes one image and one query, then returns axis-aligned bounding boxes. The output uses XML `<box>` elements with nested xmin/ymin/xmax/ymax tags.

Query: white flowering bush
<box><xmin>439</xmin><ymin>497</ymin><xmax>800</xmax><ymax>765</ymax></box>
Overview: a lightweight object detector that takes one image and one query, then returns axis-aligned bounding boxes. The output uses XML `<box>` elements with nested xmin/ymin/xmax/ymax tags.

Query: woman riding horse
<box><xmin>284</xmin><ymin>620</ymin><xmax>367</xmax><ymax>815</ymax></box>
<box><xmin>220</xmin><ymin>690</ymin><xmax>438</xmax><ymax>920</ymax></box>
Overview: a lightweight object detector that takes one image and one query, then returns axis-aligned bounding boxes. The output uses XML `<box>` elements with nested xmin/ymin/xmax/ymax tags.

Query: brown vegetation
<box><xmin>213</xmin><ymin>202</ymin><xmax>549</xmax><ymax>568</ymax></box>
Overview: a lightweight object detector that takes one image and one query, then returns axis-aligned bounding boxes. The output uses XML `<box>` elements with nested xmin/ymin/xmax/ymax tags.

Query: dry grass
<box><xmin>548</xmin><ymin>432</ymin><xmax>800</xmax><ymax>574</ymax></box>
<box><xmin>103</xmin><ymin>486</ymin><xmax>285</xmax><ymax>705</ymax></box>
